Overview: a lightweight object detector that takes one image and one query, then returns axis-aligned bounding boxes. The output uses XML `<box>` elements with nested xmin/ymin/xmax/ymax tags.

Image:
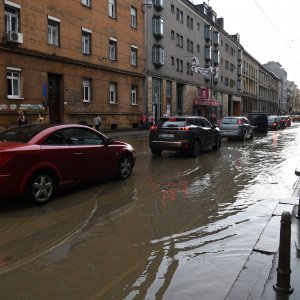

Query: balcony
<box><xmin>205</xmin><ymin>25</ymin><xmax>212</xmax><ymax>42</ymax></box>
<box><xmin>152</xmin><ymin>0</ymin><xmax>163</xmax><ymax>11</ymax></box>
<box><xmin>205</xmin><ymin>46</ymin><xmax>212</xmax><ymax>61</ymax></box>
<box><xmin>213</xmin><ymin>31</ymin><xmax>220</xmax><ymax>46</ymax></box>
<box><xmin>152</xmin><ymin>16</ymin><xmax>164</xmax><ymax>38</ymax></box>
<box><xmin>238</xmin><ymin>49</ymin><xmax>243</xmax><ymax>61</ymax></box>
<box><xmin>213</xmin><ymin>50</ymin><xmax>220</xmax><ymax>65</ymax></box>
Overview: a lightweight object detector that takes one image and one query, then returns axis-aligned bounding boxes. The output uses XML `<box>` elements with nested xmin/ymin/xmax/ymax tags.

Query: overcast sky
<box><xmin>193</xmin><ymin>0</ymin><xmax>300</xmax><ymax>86</ymax></box>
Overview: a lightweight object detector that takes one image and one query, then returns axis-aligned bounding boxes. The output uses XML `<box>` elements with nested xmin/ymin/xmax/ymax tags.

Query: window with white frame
<box><xmin>82</xmin><ymin>28</ymin><xmax>91</xmax><ymax>54</ymax></box>
<box><xmin>83</xmin><ymin>79</ymin><xmax>91</xmax><ymax>102</ymax></box>
<box><xmin>152</xmin><ymin>16</ymin><xmax>164</xmax><ymax>36</ymax></box>
<box><xmin>131</xmin><ymin>85</ymin><xmax>137</xmax><ymax>105</ymax></box>
<box><xmin>152</xmin><ymin>46</ymin><xmax>164</xmax><ymax>66</ymax></box>
<box><xmin>131</xmin><ymin>46</ymin><xmax>137</xmax><ymax>66</ymax></box>
<box><xmin>130</xmin><ymin>6</ymin><xmax>137</xmax><ymax>28</ymax></box>
<box><xmin>48</xmin><ymin>17</ymin><xmax>60</xmax><ymax>46</ymax></box>
<box><xmin>108</xmin><ymin>0</ymin><xmax>116</xmax><ymax>18</ymax></box>
<box><xmin>109</xmin><ymin>82</ymin><xmax>117</xmax><ymax>103</ymax></box>
<box><xmin>7</xmin><ymin>67</ymin><xmax>21</xmax><ymax>98</ymax></box>
<box><xmin>5</xmin><ymin>3</ymin><xmax>20</xmax><ymax>32</ymax></box>
<box><xmin>109</xmin><ymin>38</ymin><xmax>117</xmax><ymax>61</ymax></box>
<box><xmin>81</xmin><ymin>0</ymin><xmax>91</xmax><ymax>7</ymax></box>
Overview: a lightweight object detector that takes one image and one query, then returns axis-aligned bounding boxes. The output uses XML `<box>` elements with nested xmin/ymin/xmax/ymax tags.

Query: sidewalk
<box><xmin>226</xmin><ymin>186</ymin><xmax>300</xmax><ymax>299</ymax></box>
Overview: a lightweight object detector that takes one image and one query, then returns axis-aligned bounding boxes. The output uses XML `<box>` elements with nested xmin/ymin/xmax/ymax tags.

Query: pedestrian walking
<box><xmin>93</xmin><ymin>114</ymin><xmax>102</xmax><ymax>131</ymax></box>
<box><xmin>17</xmin><ymin>110</ymin><xmax>26</xmax><ymax>126</ymax></box>
<box><xmin>149</xmin><ymin>114</ymin><xmax>154</xmax><ymax>127</ymax></box>
<box><xmin>37</xmin><ymin>112</ymin><xmax>45</xmax><ymax>124</ymax></box>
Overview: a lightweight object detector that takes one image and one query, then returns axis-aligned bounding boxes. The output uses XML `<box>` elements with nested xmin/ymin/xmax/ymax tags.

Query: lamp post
<box><xmin>143</xmin><ymin>1</ymin><xmax>153</xmax><ymax>127</ymax></box>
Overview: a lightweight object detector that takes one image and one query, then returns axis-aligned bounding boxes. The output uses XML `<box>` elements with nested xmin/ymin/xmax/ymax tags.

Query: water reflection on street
<box><xmin>0</xmin><ymin>125</ymin><xmax>300</xmax><ymax>299</ymax></box>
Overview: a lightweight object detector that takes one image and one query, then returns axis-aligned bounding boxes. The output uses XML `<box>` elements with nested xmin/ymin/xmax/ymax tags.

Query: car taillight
<box><xmin>150</xmin><ymin>125</ymin><xmax>158</xmax><ymax>130</ymax></box>
<box><xmin>0</xmin><ymin>153</ymin><xmax>14</xmax><ymax>166</ymax></box>
<box><xmin>179</xmin><ymin>127</ymin><xmax>189</xmax><ymax>131</ymax></box>
<box><xmin>273</xmin><ymin>122</ymin><xmax>276</xmax><ymax>126</ymax></box>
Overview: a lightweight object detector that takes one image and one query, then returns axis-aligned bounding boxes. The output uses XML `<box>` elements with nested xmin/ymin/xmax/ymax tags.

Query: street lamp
<box><xmin>143</xmin><ymin>0</ymin><xmax>153</xmax><ymax>10</ymax></box>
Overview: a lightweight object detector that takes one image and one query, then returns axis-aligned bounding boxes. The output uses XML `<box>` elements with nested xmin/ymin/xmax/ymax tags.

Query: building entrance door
<box><xmin>48</xmin><ymin>73</ymin><xmax>63</xmax><ymax>124</ymax></box>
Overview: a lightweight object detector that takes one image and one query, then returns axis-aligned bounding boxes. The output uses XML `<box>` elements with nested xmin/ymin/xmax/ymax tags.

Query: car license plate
<box><xmin>159</xmin><ymin>133</ymin><xmax>174</xmax><ymax>138</ymax></box>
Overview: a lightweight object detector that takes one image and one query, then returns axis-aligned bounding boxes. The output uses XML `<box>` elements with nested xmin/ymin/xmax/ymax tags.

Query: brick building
<box><xmin>0</xmin><ymin>0</ymin><xmax>145</xmax><ymax>129</ymax></box>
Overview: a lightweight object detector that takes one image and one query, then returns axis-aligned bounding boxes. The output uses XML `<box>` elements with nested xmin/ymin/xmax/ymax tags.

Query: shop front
<box><xmin>193</xmin><ymin>87</ymin><xmax>222</xmax><ymax>122</ymax></box>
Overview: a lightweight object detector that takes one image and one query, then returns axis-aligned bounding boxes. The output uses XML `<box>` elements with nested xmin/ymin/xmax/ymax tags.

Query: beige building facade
<box><xmin>0</xmin><ymin>0</ymin><xmax>145</xmax><ymax>129</ymax></box>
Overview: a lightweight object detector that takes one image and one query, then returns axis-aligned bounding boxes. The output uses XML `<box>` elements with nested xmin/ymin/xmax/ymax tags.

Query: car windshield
<box><xmin>268</xmin><ymin>116</ymin><xmax>276</xmax><ymax>121</ymax></box>
<box><xmin>159</xmin><ymin>118</ymin><xmax>187</xmax><ymax>128</ymax></box>
<box><xmin>0</xmin><ymin>125</ymin><xmax>49</xmax><ymax>143</ymax></box>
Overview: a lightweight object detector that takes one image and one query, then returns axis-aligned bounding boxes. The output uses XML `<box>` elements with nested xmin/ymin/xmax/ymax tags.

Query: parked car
<box><xmin>149</xmin><ymin>116</ymin><xmax>222</xmax><ymax>157</ymax></box>
<box><xmin>0</xmin><ymin>124</ymin><xmax>136</xmax><ymax>204</ymax></box>
<box><xmin>218</xmin><ymin>116</ymin><xmax>254</xmax><ymax>141</ymax></box>
<box><xmin>292</xmin><ymin>114</ymin><xmax>300</xmax><ymax>122</ymax></box>
<box><xmin>267</xmin><ymin>115</ymin><xmax>281</xmax><ymax>130</ymax></box>
<box><xmin>247</xmin><ymin>112</ymin><xmax>268</xmax><ymax>133</ymax></box>
<box><xmin>283</xmin><ymin>116</ymin><xmax>292</xmax><ymax>127</ymax></box>
<box><xmin>277</xmin><ymin>116</ymin><xmax>287</xmax><ymax>129</ymax></box>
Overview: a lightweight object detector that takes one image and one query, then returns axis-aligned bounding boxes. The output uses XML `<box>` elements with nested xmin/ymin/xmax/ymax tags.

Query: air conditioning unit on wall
<box><xmin>7</xmin><ymin>31</ymin><xmax>23</xmax><ymax>44</ymax></box>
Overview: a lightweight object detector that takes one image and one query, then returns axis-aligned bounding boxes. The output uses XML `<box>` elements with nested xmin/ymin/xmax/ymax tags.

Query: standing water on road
<box><xmin>0</xmin><ymin>125</ymin><xmax>300</xmax><ymax>299</ymax></box>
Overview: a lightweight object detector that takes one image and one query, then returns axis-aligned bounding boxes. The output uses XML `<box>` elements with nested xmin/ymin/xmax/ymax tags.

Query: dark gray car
<box><xmin>149</xmin><ymin>116</ymin><xmax>222</xmax><ymax>157</ymax></box>
<box><xmin>219</xmin><ymin>116</ymin><xmax>254</xmax><ymax>141</ymax></box>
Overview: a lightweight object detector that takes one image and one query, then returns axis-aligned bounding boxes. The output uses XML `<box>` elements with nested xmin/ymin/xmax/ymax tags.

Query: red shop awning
<box><xmin>193</xmin><ymin>99</ymin><xmax>220</xmax><ymax>107</ymax></box>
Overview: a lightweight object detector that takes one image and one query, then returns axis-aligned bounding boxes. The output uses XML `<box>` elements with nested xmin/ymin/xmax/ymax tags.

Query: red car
<box><xmin>0</xmin><ymin>124</ymin><xmax>136</xmax><ymax>204</ymax></box>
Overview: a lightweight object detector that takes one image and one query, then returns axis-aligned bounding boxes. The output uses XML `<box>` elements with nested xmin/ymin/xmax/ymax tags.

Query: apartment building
<box><xmin>242</xmin><ymin>50</ymin><xmax>278</xmax><ymax>115</ymax></box>
<box><xmin>263</xmin><ymin>61</ymin><xmax>287</xmax><ymax>113</ymax></box>
<box><xmin>0</xmin><ymin>0</ymin><xmax>145</xmax><ymax>129</ymax></box>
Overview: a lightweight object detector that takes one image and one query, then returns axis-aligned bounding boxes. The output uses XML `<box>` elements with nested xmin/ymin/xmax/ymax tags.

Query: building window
<box><xmin>109</xmin><ymin>82</ymin><xmax>117</xmax><ymax>103</ymax></box>
<box><xmin>171</xmin><ymin>30</ymin><xmax>174</xmax><ymax>39</ymax></box>
<box><xmin>171</xmin><ymin>4</ymin><xmax>174</xmax><ymax>13</ymax></box>
<box><xmin>171</xmin><ymin>56</ymin><xmax>174</xmax><ymax>65</ymax></box>
<box><xmin>152</xmin><ymin>16</ymin><xmax>164</xmax><ymax>37</ymax></box>
<box><xmin>5</xmin><ymin>3</ymin><xmax>20</xmax><ymax>32</ymax></box>
<box><xmin>108</xmin><ymin>0</ymin><xmax>116</xmax><ymax>18</ymax></box>
<box><xmin>131</xmin><ymin>85</ymin><xmax>137</xmax><ymax>105</ymax></box>
<box><xmin>82</xmin><ymin>28</ymin><xmax>91</xmax><ymax>54</ymax></box>
<box><xmin>152</xmin><ymin>46</ymin><xmax>164</xmax><ymax>66</ymax></box>
<box><xmin>187</xmin><ymin>16</ymin><xmax>193</xmax><ymax>29</ymax></box>
<box><xmin>109</xmin><ymin>38</ymin><xmax>117</xmax><ymax>61</ymax></box>
<box><xmin>166</xmin><ymin>80</ymin><xmax>172</xmax><ymax>97</ymax></box>
<box><xmin>7</xmin><ymin>67</ymin><xmax>22</xmax><ymax>98</ymax></box>
<box><xmin>131</xmin><ymin>46</ymin><xmax>137</xmax><ymax>66</ymax></box>
<box><xmin>83</xmin><ymin>79</ymin><xmax>91</xmax><ymax>102</ymax></box>
<box><xmin>176</xmin><ymin>9</ymin><xmax>183</xmax><ymax>23</ymax></box>
<box><xmin>81</xmin><ymin>0</ymin><xmax>91</xmax><ymax>7</ymax></box>
<box><xmin>131</xmin><ymin>6</ymin><xmax>137</xmax><ymax>28</ymax></box>
<box><xmin>187</xmin><ymin>39</ymin><xmax>193</xmax><ymax>52</ymax></box>
<box><xmin>176</xmin><ymin>34</ymin><xmax>183</xmax><ymax>47</ymax></box>
<box><xmin>48</xmin><ymin>17</ymin><xmax>60</xmax><ymax>46</ymax></box>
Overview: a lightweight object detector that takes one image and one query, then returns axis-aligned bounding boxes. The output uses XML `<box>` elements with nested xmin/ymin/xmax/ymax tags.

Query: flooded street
<box><xmin>1</xmin><ymin>124</ymin><xmax>300</xmax><ymax>300</ymax></box>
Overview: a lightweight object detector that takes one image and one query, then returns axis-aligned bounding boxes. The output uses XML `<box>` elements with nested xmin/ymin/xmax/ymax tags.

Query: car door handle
<box><xmin>73</xmin><ymin>152</ymin><xmax>83</xmax><ymax>155</ymax></box>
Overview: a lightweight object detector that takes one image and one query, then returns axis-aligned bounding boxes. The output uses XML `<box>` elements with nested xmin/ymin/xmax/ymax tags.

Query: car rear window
<box><xmin>158</xmin><ymin>118</ymin><xmax>187</xmax><ymax>128</ymax></box>
<box><xmin>221</xmin><ymin>118</ymin><xmax>239</xmax><ymax>124</ymax></box>
<box><xmin>249</xmin><ymin>114</ymin><xmax>266</xmax><ymax>120</ymax></box>
<box><xmin>0</xmin><ymin>125</ymin><xmax>49</xmax><ymax>143</ymax></box>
